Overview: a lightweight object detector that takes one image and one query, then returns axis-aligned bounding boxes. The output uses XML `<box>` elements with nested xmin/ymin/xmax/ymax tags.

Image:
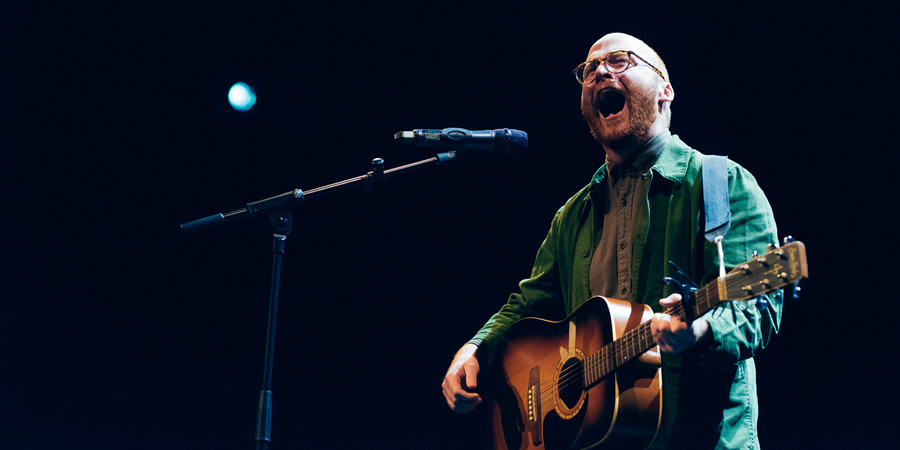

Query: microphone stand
<box><xmin>180</xmin><ymin>152</ymin><xmax>457</xmax><ymax>450</ymax></box>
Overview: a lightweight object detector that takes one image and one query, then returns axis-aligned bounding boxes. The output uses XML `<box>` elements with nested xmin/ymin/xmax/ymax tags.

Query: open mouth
<box><xmin>597</xmin><ymin>88</ymin><xmax>626</xmax><ymax>118</ymax></box>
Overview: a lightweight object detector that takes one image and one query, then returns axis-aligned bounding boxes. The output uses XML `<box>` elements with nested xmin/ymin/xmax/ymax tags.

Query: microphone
<box><xmin>393</xmin><ymin>127</ymin><xmax>528</xmax><ymax>156</ymax></box>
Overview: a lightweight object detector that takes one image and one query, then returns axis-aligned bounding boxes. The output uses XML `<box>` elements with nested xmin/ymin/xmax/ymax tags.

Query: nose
<box><xmin>594</xmin><ymin>63</ymin><xmax>617</xmax><ymax>81</ymax></box>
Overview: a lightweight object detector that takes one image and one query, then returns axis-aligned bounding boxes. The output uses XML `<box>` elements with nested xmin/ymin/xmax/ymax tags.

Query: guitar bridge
<box><xmin>528</xmin><ymin>366</ymin><xmax>542</xmax><ymax>446</ymax></box>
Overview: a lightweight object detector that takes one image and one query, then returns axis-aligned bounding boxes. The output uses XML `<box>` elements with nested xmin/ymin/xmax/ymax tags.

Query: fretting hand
<box><xmin>651</xmin><ymin>294</ymin><xmax>711</xmax><ymax>353</ymax></box>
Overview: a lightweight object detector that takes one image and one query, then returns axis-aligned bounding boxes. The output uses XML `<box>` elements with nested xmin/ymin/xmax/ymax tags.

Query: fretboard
<box><xmin>576</xmin><ymin>241</ymin><xmax>805</xmax><ymax>390</ymax></box>
<box><xmin>582</xmin><ymin>281</ymin><xmax>724</xmax><ymax>388</ymax></box>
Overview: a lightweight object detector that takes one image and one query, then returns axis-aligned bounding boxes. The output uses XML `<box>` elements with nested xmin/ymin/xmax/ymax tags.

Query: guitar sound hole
<box><xmin>558</xmin><ymin>358</ymin><xmax>582</xmax><ymax>408</ymax></box>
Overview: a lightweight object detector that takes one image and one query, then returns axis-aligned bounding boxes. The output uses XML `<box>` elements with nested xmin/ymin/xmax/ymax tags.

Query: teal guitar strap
<box><xmin>702</xmin><ymin>154</ymin><xmax>731</xmax><ymax>243</ymax></box>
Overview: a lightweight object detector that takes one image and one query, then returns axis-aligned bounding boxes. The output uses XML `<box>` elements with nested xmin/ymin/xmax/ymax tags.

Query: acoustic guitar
<box><xmin>488</xmin><ymin>240</ymin><xmax>808</xmax><ymax>450</ymax></box>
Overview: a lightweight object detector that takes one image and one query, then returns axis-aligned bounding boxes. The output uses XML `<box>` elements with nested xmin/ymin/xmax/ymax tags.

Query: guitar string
<box><xmin>537</xmin><ymin>322</ymin><xmax>658</xmax><ymax>402</ymax></box>
<box><xmin>540</xmin><ymin>286</ymin><xmax>765</xmax><ymax>403</ymax></box>
<box><xmin>535</xmin><ymin>284</ymin><xmax>700</xmax><ymax>398</ymax></box>
<box><xmin>539</xmin><ymin>323</ymin><xmax>661</xmax><ymax>402</ymax></box>
<box><xmin>537</xmin><ymin>316</ymin><xmax>662</xmax><ymax>398</ymax></box>
<box><xmin>535</xmin><ymin>303</ymin><xmax>692</xmax><ymax>403</ymax></box>
<box><xmin>532</xmin><ymin>259</ymin><xmax>791</xmax><ymax>404</ymax></box>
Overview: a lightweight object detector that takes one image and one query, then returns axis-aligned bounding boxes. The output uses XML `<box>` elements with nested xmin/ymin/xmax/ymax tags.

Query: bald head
<box><xmin>587</xmin><ymin>33</ymin><xmax>669</xmax><ymax>81</ymax></box>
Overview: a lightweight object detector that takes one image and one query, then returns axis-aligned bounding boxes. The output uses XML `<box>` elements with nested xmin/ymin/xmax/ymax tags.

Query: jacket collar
<box><xmin>580</xmin><ymin>130</ymin><xmax>691</xmax><ymax>221</ymax></box>
<box><xmin>588</xmin><ymin>130</ymin><xmax>691</xmax><ymax>191</ymax></box>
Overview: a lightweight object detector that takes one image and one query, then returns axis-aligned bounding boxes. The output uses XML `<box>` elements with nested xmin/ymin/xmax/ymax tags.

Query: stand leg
<box><xmin>255</xmin><ymin>212</ymin><xmax>292</xmax><ymax>450</ymax></box>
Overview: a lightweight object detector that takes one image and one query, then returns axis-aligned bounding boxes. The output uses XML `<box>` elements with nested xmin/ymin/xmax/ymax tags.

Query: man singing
<box><xmin>442</xmin><ymin>32</ymin><xmax>781</xmax><ymax>449</ymax></box>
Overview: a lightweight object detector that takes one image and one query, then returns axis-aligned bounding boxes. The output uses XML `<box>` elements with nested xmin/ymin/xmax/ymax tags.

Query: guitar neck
<box><xmin>581</xmin><ymin>283</ymin><xmax>723</xmax><ymax>388</ymax></box>
<box><xmin>582</xmin><ymin>240</ymin><xmax>807</xmax><ymax>388</ymax></box>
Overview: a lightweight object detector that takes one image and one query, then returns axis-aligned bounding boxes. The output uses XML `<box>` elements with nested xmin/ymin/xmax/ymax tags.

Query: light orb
<box><xmin>228</xmin><ymin>82</ymin><xmax>256</xmax><ymax>112</ymax></box>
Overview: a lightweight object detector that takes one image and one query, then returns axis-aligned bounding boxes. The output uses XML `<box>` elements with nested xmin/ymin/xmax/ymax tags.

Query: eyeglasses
<box><xmin>573</xmin><ymin>50</ymin><xmax>666</xmax><ymax>85</ymax></box>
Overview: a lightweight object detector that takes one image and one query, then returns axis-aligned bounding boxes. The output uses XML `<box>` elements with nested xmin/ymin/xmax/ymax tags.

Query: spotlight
<box><xmin>228</xmin><ymin>82</ymin><xmax>256</xmax><ymax>112</ymax></box>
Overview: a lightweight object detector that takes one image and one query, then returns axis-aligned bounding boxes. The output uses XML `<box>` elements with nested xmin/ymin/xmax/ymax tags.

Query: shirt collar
<box><xmin>605</xmin><ymin>130</ymin><xmax>671</xmax><ymax>179</ymax></box>
<box><xmin>590</xmin><ymin>130</ymin><xmax>691</xmax><ymax>191</ymax></box>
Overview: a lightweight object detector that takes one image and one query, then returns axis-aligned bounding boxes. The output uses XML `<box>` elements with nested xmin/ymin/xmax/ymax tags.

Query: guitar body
<box><xmin>489</xmin><ymin>296</ymin><xmax>662</xmax><ymax>450</ymax></box>
<box><xmin>486</xmin><ymin>240</ymin><xmax>809</xmax><ymax>449</ymax></box>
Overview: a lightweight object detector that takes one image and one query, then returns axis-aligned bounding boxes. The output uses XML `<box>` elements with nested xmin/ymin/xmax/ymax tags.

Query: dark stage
<box><xmin>2</xmin><ymin>2</ymin><xmax>895</xmax><ymax>449</ymax></box>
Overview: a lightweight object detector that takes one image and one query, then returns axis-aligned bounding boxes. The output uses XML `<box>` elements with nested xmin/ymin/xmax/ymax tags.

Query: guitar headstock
<box><xmin>722</xmin><ymin>240</ymin><xmax>808</xmax><ymax>301</ymax></box>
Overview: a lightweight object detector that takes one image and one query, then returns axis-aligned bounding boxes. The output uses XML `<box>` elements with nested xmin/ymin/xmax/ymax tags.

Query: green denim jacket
<box><xmin>470</xmin><ymin>134</ymin><xmax>780</xmax><ymax>449</ymax></box>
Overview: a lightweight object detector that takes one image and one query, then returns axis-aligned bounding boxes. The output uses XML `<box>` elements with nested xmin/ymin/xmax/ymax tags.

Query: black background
<box><xmin>2</xmin><ymin>1</ymin><xmax>896</xmax><ymax>449</ymax></box>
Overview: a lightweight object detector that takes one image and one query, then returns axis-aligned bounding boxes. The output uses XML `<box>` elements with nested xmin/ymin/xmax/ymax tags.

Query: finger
<box><xmin>455</xmin><ymin>391</ymin><xmax>482</xmax><ymax>404</ymax></box>
<box><xmin>442</xmin><ymin>378</ymin><xmax>458</xmax><ymax>409</ymax></box>
<box><xmin>442</xmin><ymin>371</ymin><xmax>462</xmax><ymax>393</ymax></box>
<box><xmin>445</xmin><ymin>387</ymin><xmax>480</xmax><ymax>404</ymax></box>
<box><xmin>650</xmin><ymin>317</ymin><xmax>665</xmax><ymax>351</ymax></box>
<box><xmin>659</xmin><ymin>293</ymin><xmax>683</xmax><ymax>307</ymax></box>
<box><xmin>654</xmin><ymin>313</ymin><xmax>672</xmax><ymax>333</ymax></box>
<box><xmin>669</xmin><ymin>314</ymin><xmax>685</xmax><ymax>331</ymax></box>
<box><xmin>463</xmin><ymin>362</ymin><xmax>479</xmax><ymax>390</ymax></box>
<box><xmin>442</xmin><ymin>374</ymin><xmax>481</xmax><ymax>412</ymax></box>
<box><xmin>443</xmin><ymin>371</ymin><xmax>478</xmax><ymax>399</ymax></box>
<box><xmin>451</xmin><ymin>388</ymin><xmax>482</xmax><ymax>412</ymax></box>
<box><xmin>442</xmin><ymin>382</ymin><xmax>455</xmax><ymax>408</ymax></box>
<box><xmin>452</xmin><ymin>397</ymin><xmax>482</xmax><ymax>413</ymax></box>
<box><xmin>656</xmin><ymin>334</ymin><xmax>672</xmax><ymax>353</ymax></box>
<box><xmin>442</xmin><ymin>373</ymin><xmax>466</xmax><ymax>402</ymax></box>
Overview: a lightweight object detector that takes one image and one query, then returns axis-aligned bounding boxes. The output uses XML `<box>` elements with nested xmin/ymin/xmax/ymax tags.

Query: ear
<box><xmin>658</xmin><ymin>82</ymin><xmax>674</xmax><ymax>103</ymax></box>
<box><xmin>658</xmin><ymin>82</ymin><xmax>674</xmax><ymax>110</ymax></box>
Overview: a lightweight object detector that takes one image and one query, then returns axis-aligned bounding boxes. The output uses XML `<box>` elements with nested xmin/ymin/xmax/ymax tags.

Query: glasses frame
<box><xmin>573</xmin><ymin>50</ymin><xmax>666</xmax><ymax>85</ymax></box>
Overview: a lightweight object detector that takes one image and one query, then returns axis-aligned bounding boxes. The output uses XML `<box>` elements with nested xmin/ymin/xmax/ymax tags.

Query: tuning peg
<box><xmin>792</xmin><ymin>286</ymin><xmax>801</xmax><ymax>300</ymax></box>
<box><xmin>756</xmin><ymin>295</ymin><xmax>769</xmax><ymax>310</ymax></box>
<box><xmin>766</xmin><ymin>243</ymin><xmax>788</xmax><ymax>259</ymax></box>
<box><xmin>783</xmin><ymin>235</ymin><xmax>795</xmax><ymax>245</ymax></box>
<box><xmin>774</xmin><ymin>290</ymin><xmax>784</xmax><ymax>305</ymax></box>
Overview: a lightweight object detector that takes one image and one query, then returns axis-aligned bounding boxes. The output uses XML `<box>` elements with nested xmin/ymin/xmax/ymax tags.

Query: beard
<box><xmin>583</xmin><ymin>82</ymin><xmax>659</xmax><ymax>152</ymax></box>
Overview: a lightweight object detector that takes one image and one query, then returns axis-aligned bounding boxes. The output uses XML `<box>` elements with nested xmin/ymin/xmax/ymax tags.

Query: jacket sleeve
<box><xmin>685</xmin><ymin>163</ymin><xmax>782</xmax><ymax>367</ymax></box>
<box><xmin>468</xmin><ymin>208</ymin><xmax>565</xmax><ymax>364</ymax></box>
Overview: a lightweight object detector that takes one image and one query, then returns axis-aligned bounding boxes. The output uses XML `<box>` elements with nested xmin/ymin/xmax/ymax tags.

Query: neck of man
<box><xmin>603</xmin><ymin>119</ymin><xmax>669</xmax><ymax>164</ymax></box>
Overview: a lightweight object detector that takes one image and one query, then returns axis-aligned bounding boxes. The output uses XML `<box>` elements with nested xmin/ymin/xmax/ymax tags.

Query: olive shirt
<box><xmin>469</xmin><ymin>131</ymin><xmax>781</xmax><ymax>449</ymax></box>
<box><xmin>590</xmin><ymin>132</ymin><xmax>667</xmax><ymax>301</ymax></box>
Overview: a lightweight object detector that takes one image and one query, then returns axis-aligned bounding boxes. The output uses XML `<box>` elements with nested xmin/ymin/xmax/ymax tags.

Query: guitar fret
<box><xmin>589</xmin><ymin>354</ymin><xmax>595</xmax><ymax>385</ymax></box>
<box><xmin>547</xmin><ymin>242</ymin><xmax>806</xmax><ymax>393</ymax></box>
<box><xmin>584</xmin><ymin>354</ymin><xmax>590</xmax><ymax>385</ymax></box>
<box><xmin>581</xmin><ymin>355</ymin><xmax>593</xmax><ymax>386</ymax></box>
<box><xmin>607</xmin><ymin>344</ymin><xmax>615</xmax><ymax>373</ymax></box>
<box><xmin>610</xmin><ymin>342</ymin><xmax>617</xmax><ymax>369</ymax></box>
<box><xmin>601</xmin><ymin>347</ymin><xmax>607</xmax><ymax>378</ymax></box>
<box><xmin>695</xmin><ymin>287</ymin><xmax>706</xmax><ymax>318</ymax></box>
<box><xmin>586</xmin><ymin>353</ymin><xmax>594</xmax><ymax>386</ymax></box>
<box><xmin>617</xmin><ymin>338</ymin><xmax>622</xmax><ymax>366</ymax></box>
<box><xmin>641</xmin><ymin>324</ymin><xmax>651</xmax><ymax>351</ymax></box>
<box><xmin>627</xmin><ymin>329</ymin><xmax>635</xmax><ymax>359</ymax></box>
<box><xmin>693</xmin><ymin>282</ymin><xmax>721</xmax><ymax>318</ymax></box>
<box><xmin>616</xmin><ymin>338</ymin><xmax>624</xmax><ymax>367</ymax></box>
